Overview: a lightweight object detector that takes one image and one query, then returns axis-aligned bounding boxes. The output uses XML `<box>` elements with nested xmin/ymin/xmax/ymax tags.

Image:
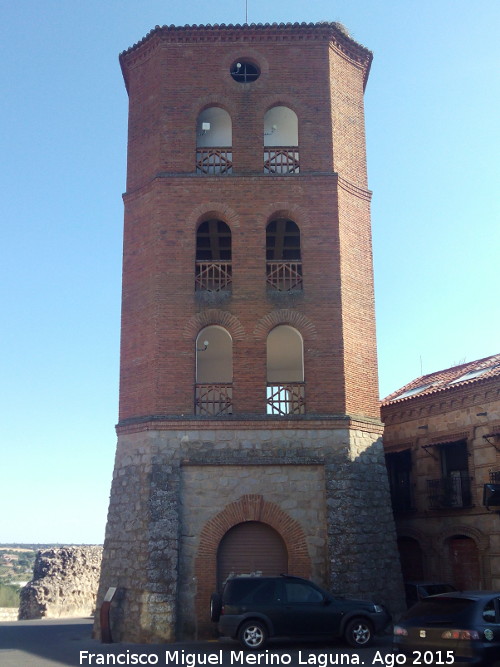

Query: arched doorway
<box><xmin>397</xmin><ymin>536</ymin><xmax>424</xmax><ymax>581</ymax></box>
<box><xmin>217</xmin><ymin>521</ymin><xmax>288</xmax><ymax>588</ymax></box>
<box><xmin>448</xmin><ymin>535</ymin><xmax>480</xmax><ymax>590</ymax></box>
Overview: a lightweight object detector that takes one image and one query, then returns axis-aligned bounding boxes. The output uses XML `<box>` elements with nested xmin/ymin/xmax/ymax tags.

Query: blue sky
<box><xmin>1</xmin><ymin>1</ymin><xmax>498</xmax><ymax>544</ymax></box>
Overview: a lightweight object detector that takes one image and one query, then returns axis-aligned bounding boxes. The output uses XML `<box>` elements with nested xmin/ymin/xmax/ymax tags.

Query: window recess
<box><xmin>266</xmin><ymin>218</ymin><xmax>302</xmax><ymax>291</ymax></box>
<box><xmin>195</xmin><ymin>219</ymin><xmax>232</xmax><ymax>293</ymax></box>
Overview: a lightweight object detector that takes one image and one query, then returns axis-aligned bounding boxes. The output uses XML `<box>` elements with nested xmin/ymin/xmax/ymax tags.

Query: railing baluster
<box><xmin>263</xmin><ymin>147</ymin><xmax>300</xmax><ymax>174</ymax></box>
<box><xmin>266</xmin><ymin>383</ymin><xmax>305</xmax><ymax>415</ymax></box>
<box><xmin>426</xmin><ymin>475</ymin><xmax>471</xmax><ymax>509</ymax></box>
<box><xmin>196</xmin><ymin>148</ymin><xmax>233</xmax><ymax>175</ymax></box>
<box><xmin>195</xmin><ymin>384</ymin><xmax>233</xmax><ymax>416</ymax></box>
<box><xmin>195</xmin><ymin>262</ymin><xmax>232</xmax><ymax>292</ymax></box>
<box><xmin>266</xmin><ymin>261</ymin><xmax>302</xmax><ymax>291</ymax></box>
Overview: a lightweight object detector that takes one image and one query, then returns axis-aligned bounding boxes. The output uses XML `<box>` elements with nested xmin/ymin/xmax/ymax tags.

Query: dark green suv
<box><xmin>210</xmin><ymin>575</ymin><xmax>391</xmax><ymax>650</ymax></box>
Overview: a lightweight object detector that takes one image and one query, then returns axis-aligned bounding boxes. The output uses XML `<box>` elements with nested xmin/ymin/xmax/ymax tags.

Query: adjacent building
<box><xmin>382</xmin><ymin>354</ymin><xmax>500</xmax><ymax>591</ymax></box>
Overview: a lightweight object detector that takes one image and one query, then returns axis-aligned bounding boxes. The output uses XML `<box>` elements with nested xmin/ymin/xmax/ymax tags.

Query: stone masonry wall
<box><xmin>96</xmin><ymin>422</ymin><xmax>405</xmax><ymax>642</ymax></box>
<box><xmin>19</xmin><ymin>546</ymin><xmax>102</xmax><ymax>620</ymax></box>
<box><xmin>327</xmin><ymin>430</ymin><xmax>404</xmax><ymax>602</ymax></box>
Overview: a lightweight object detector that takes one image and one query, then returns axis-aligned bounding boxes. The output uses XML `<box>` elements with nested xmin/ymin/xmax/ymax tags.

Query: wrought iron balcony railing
<box><xmin>264</xmin><ymin>147</ymin><xmax>300</xmax><ymax>174</ymax></box>
<box><xmin>427</xmin><ymin>474</ymin><xmax>472</xmax><ymax>509</ymax></box>
<box><xmin>266</xmin><ymin>261</ymin><xmax>302</xmax><ymax>291</ymax></box>
<box><xmin>196</xmin><ymin>148</ymin><xmax>233</xmax><ymax>175</ymax></box>
<box><xmin>195</xmin><ymin>262</ymin><xmax>232</xmax><ymax>292</ymax></box>
<box><xmin>267</xmin><ymin>383</ymin><xmax>305</xmax><ymax>416</ymax></box>
<box><xmin>195</xmin><ymin>384</ymin><xmax>233</xmax><ymax>416</ymax></box>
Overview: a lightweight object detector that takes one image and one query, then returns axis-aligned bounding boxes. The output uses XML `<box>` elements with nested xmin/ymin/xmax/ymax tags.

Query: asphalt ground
<box><xmin>0</xmin><ymin>618</ymin><xmax>398</xmax><ymax>667</ymax></box>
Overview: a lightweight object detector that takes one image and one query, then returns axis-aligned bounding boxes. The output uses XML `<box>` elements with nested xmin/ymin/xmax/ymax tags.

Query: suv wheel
<box><xmin>344</xmin><ymin>617</ymin><xmax>373</xmax><ymax>647</ymax></box>
<box><xmin>210</xmin><ymin>593</ymin><xmax>222</xmax><ymax>622</ymax></box>
<box><xmin>238</xmin><ymin>620</ymin><xmax>268</xmax><ymax>650</ymax></box>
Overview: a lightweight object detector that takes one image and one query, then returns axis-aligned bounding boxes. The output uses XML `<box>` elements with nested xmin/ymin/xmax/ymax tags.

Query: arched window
<box><xmin>196</xmin><ymin>107</ymin><xmax>233</xmax><ymax>175</ymax></box>
<box><xmin>264</xmin><ymin>106</ymin><xmax>299</xmax><ymax>174</ymax></box>
<box><xmin>195</xmin><ymin>326</ymin><xmax>232</xmax><ymax>415</ymax></box>
<box><xmin>195</xmin><ymin>219</ymin><xmax>232</xmax><ymax>292</ymax></box>
<box><xmin>266</xmin><ymin>325</ymin><xmax>305</xmax><ymax>415</ymax></box>
<box><xmin>266</xmin><ymin>218</ymin><xmax>302</xmax><ymax>291</ymax></box>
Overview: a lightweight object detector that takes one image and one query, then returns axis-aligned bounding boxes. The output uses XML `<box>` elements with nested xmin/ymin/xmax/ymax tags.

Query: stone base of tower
<box><xmin>94</xmin><ymin>418</ymin><xmax>405</xmax><ymax>643</ymax></box>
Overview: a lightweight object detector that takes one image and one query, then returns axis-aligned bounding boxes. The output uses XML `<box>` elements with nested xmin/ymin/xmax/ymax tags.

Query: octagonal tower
<box><xmin>96</xmin><ymin>22</ymin><xmax>404</xmax><ymax>643</ymax></box>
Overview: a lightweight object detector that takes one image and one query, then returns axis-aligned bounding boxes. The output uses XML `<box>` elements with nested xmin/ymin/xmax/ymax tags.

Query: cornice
<box><xmin>119</xmin><ymin>22</ymin><xmax>372</xmax><ymax>91</ymax></box>
<box><xmin>123</xmin><ymin>172</ymin><xmax>372</xmax><ymax>202</ymax></box>
<box><xmin>116</xmin><ymin>413</ymin><xmax>383</xmax><ymax>435</ymax></box>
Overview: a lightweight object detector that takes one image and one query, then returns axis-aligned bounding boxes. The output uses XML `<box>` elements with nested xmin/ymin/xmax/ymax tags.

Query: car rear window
<box><xmin>404</xmin><ymin>597</ymin><xmax>474</xmax><ymax>620</ymax></box>
<box><xmin>224</xmin><ymin>579</ymin><xmax>278</xmax><ymax>605</ymax></box>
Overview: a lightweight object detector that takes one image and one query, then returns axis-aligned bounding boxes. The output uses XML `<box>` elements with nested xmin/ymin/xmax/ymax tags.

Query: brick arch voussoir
<box><xmin>188</xmin><ymin>202</ymin><xmax>241</xmax><ymax>230</ymax></box>
<box><xmin>253</xmin><ymin>309</ymin><xmax>317</xmax><ymax>341</ymax></box>
<box><xmin>192</xmin><ymin>95</ymin><xmax>235</xmax><ymax>117</ymax></box>
<box><xmin>263</xmin><ymin>202</ymin><xmax>311</xmax><ymax>230</ymax></box>
<box><xmin>183</xmin><ymin>309</ymin><xmax>246</xmax><ymax>341</ymax></box>
<box><xmin>437</xmin><ymin>525</ymin><xmax>489</xmax><ymax>553</ymax></box>
<box><xmin>194</xmin><ymin>494</ymin><xmax>312</xmax><ymax>638</ymax></box>
<box><xmin>197</xmin><ymin>494</ymin><xmax>311</xmax><ymax>567</ymax></box>
<box><xmin>259</xmin><ymin>95</ymin><xmax>306</xmax><ymax>121</ymax></box>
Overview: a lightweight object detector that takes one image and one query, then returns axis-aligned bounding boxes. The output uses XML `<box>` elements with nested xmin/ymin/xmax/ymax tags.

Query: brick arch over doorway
<box><xmin>194</xmin><ymin>494</ymin><xmax>311</xmax><ymax>636</ymax></box>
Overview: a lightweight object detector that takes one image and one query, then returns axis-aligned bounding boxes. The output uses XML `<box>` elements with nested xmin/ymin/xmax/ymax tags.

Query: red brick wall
<box><xmin>118</xmin><ymin>24</ymin><xmax>379</xmax><ymax>422</ymax></box>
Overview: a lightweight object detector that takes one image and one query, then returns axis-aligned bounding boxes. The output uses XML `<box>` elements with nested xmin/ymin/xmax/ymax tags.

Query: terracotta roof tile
<box><xmin>382</xmin><ymin>353</ymin><xmax>500</xmax><ymax>405</ymax></box>
<box><xmin>119</xmin><ymin>21</ymin><xmax>372</xmax><ymax>64</ymax></box>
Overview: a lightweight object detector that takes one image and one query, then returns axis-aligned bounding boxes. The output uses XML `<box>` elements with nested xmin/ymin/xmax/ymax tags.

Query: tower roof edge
<box><xmin>119</xmin><ymin>21</ymin><xmax>372</xmax><ymax>90</ymax></box>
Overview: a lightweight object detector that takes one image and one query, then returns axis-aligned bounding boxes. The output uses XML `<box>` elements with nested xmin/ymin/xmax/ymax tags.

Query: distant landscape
<box><xmin>0</xmin><ymin>545</ymin><xmax>37</xmax><ymax>607</ymax></box>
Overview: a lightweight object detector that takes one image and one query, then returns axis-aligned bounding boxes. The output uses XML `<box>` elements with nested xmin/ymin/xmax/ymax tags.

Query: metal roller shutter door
<box><xmin>217</xmin><ymin>521</ymin><xmax>288</xmax><ymax>587</ymax></box>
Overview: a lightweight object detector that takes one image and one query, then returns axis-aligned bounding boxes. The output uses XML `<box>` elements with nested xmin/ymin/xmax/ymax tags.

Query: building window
<box><xmin>266</xmin><ymin>325</ymin><xmax>305</xmax><ymax>415</ymax></box>
<box><xmin>426</xmin><ymin>440</ymin><xmax>472</xmax><ymax>509</ymax></box>
<box><xmin>264</xmin><ymin>106</ymin><xmax>299</xmax><ymax>174</ymax></box>
<box><xmin>385</xmin><ymin>450</ymin><xmax>414</xmax><ymax>513</ymax></box>
<box><xmin>195</xmin><ymin>219</ymin><xmax>232</xmax><ymax>292</ymax></box>
<box><xmin>266</xmin><ymin>218</ymin><xmax>302</xmax><ymax>291</ymax></box>
<box><xmin>230</xmin><ymin>60</ymin><xmax>260</xmax><ymax>83</ymax></box>
<box><xmin>195</xmin><ymin>326</ymin><xmax>232</xmax><ymax>416</ymax></box>
<box><xmin>196</xmin><ymin>107</ymin><xmax>233</xmax><ymax>174</ymax></box>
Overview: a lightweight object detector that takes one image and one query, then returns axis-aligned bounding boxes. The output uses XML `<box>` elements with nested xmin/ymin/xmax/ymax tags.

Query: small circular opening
<box><xmin>230</xmin><ymin>60</ymin><xmax>260</xmax><ymax>83</ymax></box>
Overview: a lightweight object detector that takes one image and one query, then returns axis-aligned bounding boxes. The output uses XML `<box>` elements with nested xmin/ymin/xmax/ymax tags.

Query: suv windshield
<box><xmin>404</xmin><ymin>597</ymin><xmax>474</xmax><ymax>620</ymax></box>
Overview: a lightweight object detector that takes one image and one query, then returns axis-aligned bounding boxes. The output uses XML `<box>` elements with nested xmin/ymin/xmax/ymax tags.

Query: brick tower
<box><xmin>96</xmin><ymin>21</ymin><xmax>404</xmax><ymax>643</ymax></box>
